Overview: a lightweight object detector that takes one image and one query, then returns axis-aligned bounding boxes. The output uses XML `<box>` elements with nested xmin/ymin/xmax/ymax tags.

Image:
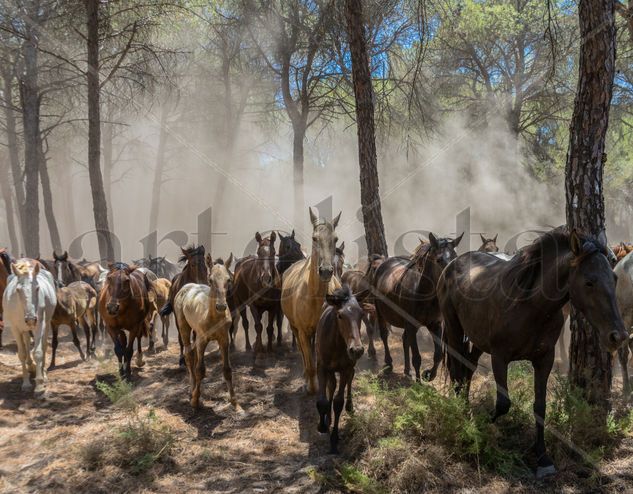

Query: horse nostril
<box><xmin>216</xmin><ymin>303</ymin><xmax>227</xmax><ymax>312</ymax></box>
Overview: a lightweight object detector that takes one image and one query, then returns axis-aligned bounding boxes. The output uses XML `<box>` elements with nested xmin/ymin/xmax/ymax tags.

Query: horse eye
<box><xmin>337</xmin><ymin>313</ymin><xmax>342</xmax><ymax>319</ymax></box>
<box><xmin>312</xmin><ymin>236</ymin><xmax>317</xmax><ymax>242</ymax></box>
<box><xmin>586</xmin><ymin>281</ymin><xmax>594</xmax><ymax>288</ymax></box>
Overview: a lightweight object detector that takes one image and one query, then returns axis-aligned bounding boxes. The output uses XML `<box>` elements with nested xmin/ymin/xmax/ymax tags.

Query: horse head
<box><xmin>104</xmin><ymin>262</ymin><xmax>136</xmax><ymax>316</ymax></box>
<box><xmin>11</xmin><ymin>260</ymin><xmax>41</xmax><ymax>328</ymax></box>
<box><xmin>334</xmin><ymin>242</ymin><xmax>345</xmax><ymax>278</ymax></box>
<box><xmin>427</xmin><ymin>232</ymin><xmax>463</xmax><ymax>269</ymax></box>
<box><xmin>478</xmin><ymin>234</ymin><xmax>499</xmax><ymax>253</ymax></box>
<box><xmin>255</xmin><ymin>231</ymin><xmax>277</xmax><ymax>287</ymax></box>
<box><xmin>180</xmin><ymin>245</ymin><xmax>207</xmax><ymax>284</ymax></box>
<box><xmin>325</xmin><ymin>285</ymin><xmax>364</xmax><ymax>361</ymax></box>
<box><xmin>205</xmin><ymin>253</ymin><xmax>233</xmax><ymax>313</ymax></box>
<box><xmin>309</xmin><ymin>207</ymin><xmax>341</xmax><ymax>282</ymax></box>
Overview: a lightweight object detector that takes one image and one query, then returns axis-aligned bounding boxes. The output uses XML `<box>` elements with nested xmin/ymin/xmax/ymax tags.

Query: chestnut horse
<box><xmin>233</xmin><ymin>233</ymin><xmax>280</xmax><ymax>353</ymax></box>
<box><xmin>0</xmin><ymin>249</ymin><xmax>12</xmax><ymax>348</ymax></box>
<box><xmin>281</xmin><ymin>207</ymin><xmax>342</xmax><ymax>394</ymax></box>
<box><xmin>99</xmin><ymin>263</ymin><xmax>154</xmax><ymax>378</ymax></box>
<box><xmin>438</xmin><ymin>227</ymin><xmax>628</xmax><ymax>477</ymax></box>
<box><xmin>373</xmin><ymin>233</ymin><xmax>463</xmax><ymax>381</ymax></box>
<box><xmin>174</xmin><ymin>254</ymin><xmax>236</xmax><ymax>408</ymax></box>
<box><xmin>316</xmin><ymin>285</ymin><xmax>364</xmax><ymax>453</ymax></box>
<box><xmin>478</xmin><ymin>234</ymin><xmax>499</xmax><ymax>253</ymax></box>
<box><xmin>50</xmin><ymin>281</ymin><xmax>98</xmax><ymax>369</ymax></box>
<box><xmin>160</xmin><ymin>245</ymin><xmax>208</xmax><ymax>366</ymax></box>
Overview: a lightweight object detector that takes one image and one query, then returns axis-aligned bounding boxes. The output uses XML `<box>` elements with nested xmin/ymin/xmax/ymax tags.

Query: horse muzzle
<box><xmin>348</xmin><ymin>345</ymin><xmax>364</xmax><ymax>361</ymax></box>
<box><xmin>107</xmin><ymin>303</ymin><xmax>120</xmax><ymax>316</ymax></box>
<box><xmin>215</xmin><ymin>303</ymin><xmax>227</xmax><ymax>313</ymax></box>
<box><xmin>318</xmin><ymin>266</ymin><xmax>334</xmax><ymax>281</ymax></box>
<box><xmin>606</xmin><ymin>328</ymin><xmax>628</xmax><ymax>352</ymax></box>
<box><xmin>24</xmin><ymin>316</ymin><xmax>37</xmax><ymax>327</ymax></box>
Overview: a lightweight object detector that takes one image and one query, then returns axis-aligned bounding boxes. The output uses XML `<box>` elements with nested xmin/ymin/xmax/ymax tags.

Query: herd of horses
<box><xmin>2</xmin><ymin>209</ymin><xmax>633</xmax><ymax>478</ymax></box>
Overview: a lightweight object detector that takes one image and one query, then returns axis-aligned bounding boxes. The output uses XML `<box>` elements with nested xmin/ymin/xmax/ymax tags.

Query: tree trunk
<box><xmin>345</xmin><ymin>0</ymin><xmax>388</xmax><ymax>256</ymax></box>
<box><xmin>566</xmin><ymin>0</ymin><xmax>616</xmax><ymax>410</ymax></box>
<box><xmin>0</xmin><ymin>158</ymin><xmax>19</xmax><ymax>253</ymax></box>
<box><xmin>20</xmin><ymin>20</ymin><xmax>41</xmax><ymax>257</ymax></box>
<box><xmin>1</xmin><ymin>69</ymin><xmax>25</xmax><ymax>246</ymax></box>
<box><xmin>58</xmin><ymin>141</ymin><xmax>77</xmax><ymax>241</ymax></box>
<box><xmin>39</xmin><ymin>151</ymin><xmax>62</xmax><ymax>253</ymax></box>
<box><xmin>148</xmin><ymin>106</ymin><xmax>168</xmax><ymax>242</ymax></box>
<box><xmin>86</xmin><ymin>0</ymin><xmax>114</xmax><ymax>262</ymax></box>
<box><xmin>292</xmin><ymin>123</ymin><xmax>306</xmax><ymax>231</ymax></box>
<box><xmin>102</xmin><ymin>121</ymin><xmax>114</xmax><ymax>230</ymax></box>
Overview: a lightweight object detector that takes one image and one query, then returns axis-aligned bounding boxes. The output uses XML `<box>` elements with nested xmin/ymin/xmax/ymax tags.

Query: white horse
<box><xmin>2</xmin><ymin>259</ymin><xmax>57</xmax><ymax>394</ymax></box>
<box><xmin>614</xmin><ymin>250</ymin><xmax>633</xmax><ymax>394</ymax></box>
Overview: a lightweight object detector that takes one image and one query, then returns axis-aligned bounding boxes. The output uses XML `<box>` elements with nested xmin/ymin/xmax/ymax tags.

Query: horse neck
<box><xmin>308</xmin><ymin>243</ymin><xmax>326</xmax><ymax>295</ymax></box>
<box><xmin>533</xmin><ymin>247</ymin><xmax>573</xmax><ymax>312</ymax></box>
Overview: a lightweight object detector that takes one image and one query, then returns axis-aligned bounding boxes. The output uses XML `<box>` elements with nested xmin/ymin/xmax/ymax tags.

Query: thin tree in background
<box><xmin>566</xmin><ymin>0</ymin><xmax>617</xmax><ymax>409</ymax></box>
<box><xmin>345</xmin><ymin>0</ymin><xmax>388</xmax><ymax>256</ymax></box>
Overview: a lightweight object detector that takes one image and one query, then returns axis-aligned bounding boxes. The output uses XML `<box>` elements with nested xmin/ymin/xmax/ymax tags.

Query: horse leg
<box><xmin>402</xmin><ymin>326</ymin><xmax>412</xmax><ymax>377</ymax></box>
<box><xmin>316</xmin><ymin>366</ymin><xmax>330</xmax><ymax>433</ymax></box>
<box><xmin>376</xmin><ymin>311</ymin><xmax>392</xmax><ymax>372</ymax></box>
<box><xmin>70</xmin><ymin>321</ymin><xmax>86</xmax><ymax>361</ymax></box>
<box><xmin>49</xmin><ymin>323</ymin><xmax>59</xmax><ymax>370</ymax></box>
<box><xmin>177</xmin><ymin>329</ymin><xmax>186</xmax><ymax>368</ymax></box>
<box><xmin>265</xmin><ymin>309</ymin><xmax>275</xmax><ymax>352</ymax></box>
<box><xmin>490</xmin><ymin>355</ymin><xmax>510</xmax><ymax>421</ymax></box>
<box><xmin>162</xmin><ymin>314</ymin><xmax>170</xmax><ymax>347</ymax></box>
<box><xmin>15</xmin><ymin>331</ymin><xmax>32</xmax><ymax>391</ymax></box>
<box><xmin>276</xmin><ymin>306</ymin><xmax>283</xmax><ymax>347</ymax></box>
<box><xmin>363</xmin><ymin>313</ymin><xmax>376</xmax><ymax>359</ymax></box>
<box><xmin>218</xmin><ymin>330</ymin><xmax>236</xmax><ymax>406</ymax></box>
<box><xmin>136</xmin><ymin>332</ymin><xmax>145</xmax><ymax>368</ymax></box>
<box><xmin>251</xmin><ymin>306</ymin><xmax>264</xmax><ymax>354</ymax></box>
<box><xmin>408</xmin><ymin>325</ymin><xmax>423</xmax><ymax>382</ymax></box>
<box><xmin>345</xmin><ymin>368</ymin><xmax>355</xmax><ymax>413</ymax></box>
<box><xmin>32</xmin><ymin>321</ymin><xmax>48</xmax><ymax>395</ymax></box>
<box><xmin>191</xmin><ymin>335</ymin><xmax>208</xmax><ymax>408</ymax></box>
<box><xmin>532</xmin><ymin>349</ymin><xmax>556</xmax><ymax>479</ymax></box>
<box><xmin>148</xmin><ymin>314</ymin><xmax>156</xmax><ymax>353</ymax></box>
<box><xmin>423</xmin><ymin>321</ymin><xmax>443</xmax><ymax>382</ymax></box>
<box><xmin>86</xmin><ymin>310</ymin><xmax>97</xmax><ymax>354</ymax></box>
<box><xmin>123</xmin><ymin>330</ymin><xmax>136</xmax><ymax>379</ymax></box>
<box><xmin>240</xmin><ymin>306</ymin><xmax>251</xmax><ymax>351</ymax></box>
<box><xmin>297</xmin><ymin>330</ymin><xmax>317</xmax><ymax>394</ymax></box>
<box><xmin>330</xmin><ymin>370</ymin><xmax>349</xmax><ymax>454</ymax></box>
<box><xmin>80</xmin><ymin>317</ymin><xmax>91</xmax><ymax>360</ymax></box>
<box><xmin>619</xmin><ymin>343</ymin><xmax>631</xmax><ymax>396</ymax></box>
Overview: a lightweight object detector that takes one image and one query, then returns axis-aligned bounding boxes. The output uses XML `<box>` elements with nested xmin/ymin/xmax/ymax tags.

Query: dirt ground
<box><xmin>0</xmin><ymin>322</ymin><xmax>630</xmax><ymax>493</ymax></box>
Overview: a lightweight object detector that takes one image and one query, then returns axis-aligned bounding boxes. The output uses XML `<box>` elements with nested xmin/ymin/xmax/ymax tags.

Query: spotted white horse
<box><xmin>3</xmin><ymin>259</ymin><xmax>57</xmax><ymax>395</ymax></box>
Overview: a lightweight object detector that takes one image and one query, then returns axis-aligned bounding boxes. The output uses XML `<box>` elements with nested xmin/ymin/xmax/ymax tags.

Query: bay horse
<box><xmin>232</xmin><ymin>232</ymin><xmax>280</xmax><ymax>353</ymax></box>
<box><xmin>334</xmin><ymin>242</ymin><xmax>346</xmax><ymax>278</ymax></box>
<box><xmin>316</xmin><ymin>285</ymin><xmax>364</xmax><ymax>453</ymax></box>
<box><xmin>373</xmin><ymin>233</ymin><xmax>463</xmax><ymax>381</ymax></box>
<box><xmin>341</xmin><ymin>254</ymin><xmax>386</xmax><ymax>358</ymax></box>
<box><xmin>3</xmin><ymin>259</ymin><xmax>57</xmax><ymax>394</ymax></box>
<box><xmin>478</xmin><ymin>234</ymin><xmax>499</xmax><ymax>253</ymax></box>
<box><xmin>614</xmin><ymin>250</ymin><xmax>633</xmax><ymax>395</ymax></box>
<box><xmin>50</xmin><ymin>281</ymin><xmax>98</xmax><ymax>369</ymax></box>
<box><xmin>99</xmin><ymin>263</ymin><xmax>154</xmax><ymax>378</ymax></box>
<box><xmin>0</xmin><ymin>248</ymin><xmax>13</xmax><ymax>348</ymax></box>
<box><xmin>438</xmin><ymin>227</ymin><xmax>628</xmax><ymax>478</ymax></box>
<box><xmin>281</xmin><ymin>207</ymin><xmax>342</xmax><ymax>394</ymax></box>
<box><xmin>159</xmin><ymin>245</ymin><xmax>207</xmax><ymax>366</ymax></box>
<box><xmin>174</xmin><ymin>253</ymin><xmax>236</xmax><ymax>409</ymax></box>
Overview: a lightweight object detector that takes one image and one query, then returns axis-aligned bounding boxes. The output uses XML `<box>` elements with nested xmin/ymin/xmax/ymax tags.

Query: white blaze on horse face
<box><xmin>56</xmin><ymin>260</ymin><xmax>63</xmax><ymax>285</ymax></box>
<box><xmin>18</xmin><ymin>273</ymin><xmax>38</xmax><ymax>326</ymax></box>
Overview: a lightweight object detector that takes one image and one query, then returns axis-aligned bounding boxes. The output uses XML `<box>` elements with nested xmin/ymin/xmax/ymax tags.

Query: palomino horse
<box><xmin>612</xmin><ymin>242</ymin><xmax>633</xmax><ymax>264</ymax></box>
<box><xmin>151</xmin><ymin>278</ymin><xmax>172</xmax><ymax>348</ymax></box>
<box><xmin>478</xmin><ymin>234</ymin><xmax>499</xmax><ymax>253</ymax></box>
<box><xmin>281</xmin><ymin>207</ymin><xmax>342</xmax><ymax>394</ymax></box>
<box><xmin>0</xmin><ymin>249</ymin><xmax>12</xmax><ymax>348</ymax></box>
<box><xmin>99</xmin><ymin>263</ymin><xmax>154</xmax><ymax>378</ymax></box>
<box><xmin>614</xmin><ymin>250</ymin><xmax>633</xmax><ymax>395</ymax></box>
<box><xmin>233</xmin><ymin>232</ymin><xmax>281</xmax><ymax>353</ymax></box>
<box><xmin>50</xmin><ymin>281</ymin><xmax>98</xmax><ymax>369</ymax></box>
<box><xmin>174</xmin><ymin>253</ymin><xmax>236</xmax><ymax>408</ymax></box>
<box><xmin>438</xmin><ymin>227</ymin><xmax>628</xmax><ymax>478</ymax></box>
<box><xmin>373</xmin><ymin>233</ymin><xmax>463</xmax><ymax>381</ymax></box>
<box><xmin>160</xmin><ymin>245</ymin><xmax>207</xmax><ymax>366</ymax></box>
<box><xmin>3</xmin><ymin>259</ymin><xmax>57</xmax><ymax>394</ymax></box>
<box><xmin>341</xmin><ymin>254</ymin><xmax>386</xmax><ymax>358</ymax></box>
<box><xmin>316</xmin><ymin>285</ymin><xmax>364</xmax><ymax>454</ymax></box>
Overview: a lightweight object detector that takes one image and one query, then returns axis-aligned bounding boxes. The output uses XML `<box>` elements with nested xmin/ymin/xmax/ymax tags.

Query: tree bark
<box><xmin>86</xmin><ymin>0</ymin><xmax>114</xmax><ymax>262</ymax></box>
<box><xmin>148</xmin><ymin>106</ymin><xmax>168</xmax><ymax>242</ymax></box>
<box><xmin>20</xmin><ymin>17</ymin><xmax>41</xmax><ymax>257</ymax></box>
<box><xmin>0</xmin><ymin>157</ymin><xmax>19</xmax><ymax>253</ymax></box>
<box><xmin>102</xmin><ymin>121</ymin><xmax>114</xmax><ymax>230</ymax></box>
<box><xmin>39</xmin><ymin>151</ymin><xmax>62</xmax><ymax>253</ymax></box>
<box><xmin>292</xmin><ymin>123</ymin><xmax>306</xmax><ymax>231</ymax></box>
<box><xmin>345</xmin><ymin>0</ymin><xmax>388</xmax><ymax>256</ymax></box>
<box><xmin>565</xmin><ymin>0</ymin><xmax>617</xmax><ymax>409</ymax></box>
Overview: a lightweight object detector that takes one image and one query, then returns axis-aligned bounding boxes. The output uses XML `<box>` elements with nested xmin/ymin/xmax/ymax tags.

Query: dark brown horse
<box><xmin>341</xmin><ymin>254</ymin><xmax>386</xmax><ymax>358</ymax></box>
<box><xmin>160</xmin><ymin>245</ymin><xmax>207</xmax><ymax>366</ymax></box>
<box><xmin>50</xmin><ymin>281</ymin><xmax>98</xmax><ymax>369</ymax></box>
<box><xmin>316</xmin><ymin>285</ymin><xmax>364</xmax><ymax>453</ymax></box>
<box><xmin>373</xmin><ymin>233</ymin><xmax>463</xmax><ymax>381</ymax></box>
<box><xmin>277</xmin><ymin>230</ymin><xmax>305</xmax><ymax>276</ymax></box>
<box><xmin>232</xmin><ymin>232</ymin><xmax>281</xmax><ymax>353</ymax></box>
<box><xmin>334</xmin><ymin>242</ymin><xmax>346</xmax><ymax>277</ymax></box>
<box><xmin>438</xmin><ymin>227</ymin><xmax>628</xmax><ymax>478</ymax></box>
<box><xmin>0</xmin><ymin>248</ymin><xmax>12</xmax><ymax>348</ymax></box>
<box><xmin>478</xmin><ymin>234</ymin><xmax>499</xmax><ymax>253</ymax></box>
<box><xmin>99</xmin><ymin>263</ymin><xmax>154</xmax><ymax>378</ymax></box>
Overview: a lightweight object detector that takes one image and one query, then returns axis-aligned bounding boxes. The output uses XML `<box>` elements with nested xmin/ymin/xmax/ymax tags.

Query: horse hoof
<box><xmin>47</xmin><ymin>364</ymin><xmax>56</xmax><ymax>371</ymax></box>
<box><xmin>536</xmin><ymin>464</ymin><xmax>556</xmax><ymax>479</ymax></box>
<box><xmin>21</xmin><ymin>383</ymin><xmax>33</xmax><ymax>392</ymax></box>
<box><xmin>328</xmin><ymin>447</ymin><xmax>339</xmax><ymax>455</ymax></box>
<box><xmin>34</xmin><ymin>386</ymin><xmax>47</xmax><ymax>397</ymax></box>
<box><xmin>317</xmin><ymin>423</ymin><xmax>328</xmax><ymax>434</ymax></box>
<box><xmin>422</xmin><ymin>370</ymin><xmax>435</xmax><ymax>382</ymax></box>
<box><xmin>382</xmin><ymin>364</ymin><xmax>393</xmax><ymax>374</ymax></box>
<box><xmin>368</xmin><ymin>349</ymin><xmax>376</xmax><ymax>359</ymax></box>
<box><xmin>345</xmin><ymin>403</ymin><xmax>354</xmax><ymax>414</ymax></box>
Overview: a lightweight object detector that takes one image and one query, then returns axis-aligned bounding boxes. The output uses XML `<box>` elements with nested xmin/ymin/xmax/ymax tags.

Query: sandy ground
<box><xmin>0</xmin><ymin>321</ymin><xmax>630</xmax><ymax>493</ymax></box>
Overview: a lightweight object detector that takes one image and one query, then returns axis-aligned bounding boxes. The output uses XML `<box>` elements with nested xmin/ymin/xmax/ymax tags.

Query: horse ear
<box><xmin>107</xmin><ymin>261</ymin><xmax>114</xmax><ymax>270</ymax></box>
<box><xmin>255</xmin><ymin>232</ymin><xmax>262</xmax><ymax>243</ymax></box>
<box><xmin>205</xmin><ymin>253</ymin><xmax>214</xmax><ymax>269</ymax></box>
<box><xmin>429</xmin><ymin>232</ymin><xmax>439</xmax><ymax>249</ymax></box>
<box><xmin>332</xmin><ymin>211</ymin><xmax>342</xmax><ymax>229</ymax></box>
<box><xmin>181</xmin><ymin>247</ymin><xmax>187</xmax><ymax>256</ymax></box>
<box><xmin>309</xmin><ymin>207</ymin><xmax>318</xmax><ymax>227</ymax></box>
<box><xmin>454</xmin><ymin>232</ymin><xmax>464</xmax><ymax>247</ymax></box>
<box><xmin>62</xmin><ymin>251</ymin><xmax>68</xmax><ymax>261</ymax></box>
<box><xmin>480</xmin><ymin>233</ymin><xmax>486</xmax><ymax>244</ymax></box>
<box><xmin>270</xmin><ymin>231</ymin><xmax>277</xmax><ymax>244</ymax></box>
<box><xmin>33</xmin><ymin>262</ymin><xmax>40</xmax><ymax>277</ymax></box>
<box><xmin>291</xmin><ymin>229</ymin><xmax>295</xmax><ymax>239</ymax></box>
<box><xmin>570</xmin><ymin>229</ymin><xmax>582</xmax><ymax>256</ymax></box>
<box><xmin>53</xmin><ymin>251</ymin><xmax>59</xmax><ymax>261</ymax></box>
<box><xmin>493</xmin><ymin>234</ymin><xmax>498</xmax><ymax>243</ymax></box>
<box><xmin>339</xmin><ymin>241</ymin><xmax>345</xmax><ymax>252</ymax></box>
<box><xmin>278</xmin><ymin>231</ymin><xmax>285</xmax><ymax>241</ymax></box>
<box><xmin>225</xmin><ymin>253</ymin><xmax>234</xmax><ymax>269</ymax></box>
<box><xmin>11</xmin><ymin>262</ymin><xmax>19</xmax><ymax>276</ymax></box>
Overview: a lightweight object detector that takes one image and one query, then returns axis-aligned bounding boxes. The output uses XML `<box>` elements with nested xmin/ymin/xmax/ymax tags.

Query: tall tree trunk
<box><xmin>58</xmin><ymin>141</ymin><xmax>77</xmax><ymax>241</ymax></box>
<box><xmin>39</xmin><ymin>151</ymin><xmax>62</xmax><ymax>253</ymax></box>
<box><xmin>0</xmin><ymin>158</ymin><xmax>19</xmax><ymax>253</ymax></box>
<box><xmin>1</xmin><ymin>69</ymin><xmax>25</xmax><ymax>246</ymax></box>
<box><xmin>292</xmin><ymin>123</ymin><xmax>306</xmax><ymax>231</ymax></box>
<box><xmin>20</xmin><ymin>20</ymin><xmax>41</xmax><ymax>257</ymax></box>
<box><xmin>149</xmin><ymin>107</ymin><xmax>168</xmax><ymax>242</ymax></box>
<box><xmin>86</xmin><ymin>0</ymin><xmax>114</xmax><ymax>262</ymax></box>
<box><xmin>345</xmin><ymin>0</ymin><xmax>388</xmax><ymax>256</ymax></box>
<box><xmin>566</xmin><ymin>0</ymin><xmax>616</xmax><ymax>410</ymax></box>
<box><xmin>102</xmin><ymin>121</ymin><xmax>114</xmax><ymax>230</ymax></box>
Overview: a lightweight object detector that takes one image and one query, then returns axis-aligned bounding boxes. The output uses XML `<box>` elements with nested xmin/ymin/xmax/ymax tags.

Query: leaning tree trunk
<box><xmin>39</xmin><ymin>150</ymin><xmax>62</xmax><ymax>253</ymax></box>
<box><xmin>86</xmin><ymin>0</ymin><xmax>114</xmax><ymax>262</ymax></box>
<box><xmin>20</xmin><ymin>22</ymin><xmax>41</xmax><ymax>257</ymax></box>
<box><xmin>345</xmin><ymin>0</ymin><xmax>388</xmax><ymax>256</ymax></box>
<box><xmin>0</xmin><ymin>158</ymin><xmax>19</xmax><ymax>253</ymax></box>
<box><xmin>292</xmin><ymin>122</ymin><xmax>306</xmax><ymax>232</ymax></box>
<box><xmin>149</xmin><ymin>106</ymin><xmax>169</xmax><ymax>240</ymax></box>
<box><xmin>565</xmin><ymin>0</ymin><xmax>617</xmax><ymax>410</ymax></box>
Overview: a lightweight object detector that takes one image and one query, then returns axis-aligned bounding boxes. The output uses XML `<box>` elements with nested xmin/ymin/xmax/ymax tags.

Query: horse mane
<box><xmin>504</xmin><ymin>226</ymin><xmax>606</xmax><ymax>295</ymax></box>
<box><xmin>325</xmin><ymin>284</ymin><xmax>353</xmax><ymax>307</ymax></box>
<box><xmin>110</xmin><ymin>262</ymin><xmax>131</xmax><ymax>271</ymax></box>
<box><xmin>179</xmin><ymin>244</ymin><xmax>205</xmax><ymax>264</ymax></box>
<box><xmin>214</xmin><ymin>257</ymin><xmax>225</xmax><ymax>265</ymax></box>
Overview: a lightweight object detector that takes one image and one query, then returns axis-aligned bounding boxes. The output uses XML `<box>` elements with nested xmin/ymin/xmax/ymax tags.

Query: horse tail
<box><xmin>160</xmin><ymin>301</ymin><xmax>173</xmax><ymax>317</ymax></box>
